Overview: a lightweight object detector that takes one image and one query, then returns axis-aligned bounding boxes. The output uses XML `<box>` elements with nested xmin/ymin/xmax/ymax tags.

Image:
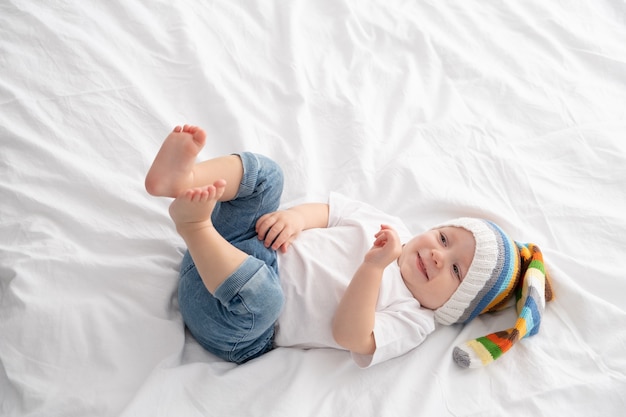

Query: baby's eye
<box><xmin>453</xmin><ymin>264</ymin><xmax>461</xmax><ymax>280</ymax></box>
<box><xmin>439</xmin><ymin>232</ymin><xmax>448</xmax><ymax>246</ymax></box>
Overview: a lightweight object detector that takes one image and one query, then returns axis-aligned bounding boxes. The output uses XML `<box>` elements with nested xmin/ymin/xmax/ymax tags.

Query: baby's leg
<box><xmin>145</xmin><ymin>125</ymin><xmax>243</xmax><ymax>199</ymax></box>
<box><xmin>169</xmin><ymin>181</ymin><xmax>248</xmax><ymax>294</ymax></box>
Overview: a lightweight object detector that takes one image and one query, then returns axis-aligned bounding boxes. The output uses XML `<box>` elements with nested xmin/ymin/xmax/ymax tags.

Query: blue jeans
<box><xmin>177</xmin><ymin>152</ymin><xmax>285</xmax><ymax>363</ymax></box>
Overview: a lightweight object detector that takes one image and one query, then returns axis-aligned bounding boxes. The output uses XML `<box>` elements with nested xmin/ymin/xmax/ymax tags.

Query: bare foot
<box><xmin>168</xmin><ymin>180</ymin><xmax>227</xmax><ymax>231</ymax></box>
<box><xmin>145</xmin><ymin>125</ymin><xmax>207</xmax><ymax>197</ymax></box>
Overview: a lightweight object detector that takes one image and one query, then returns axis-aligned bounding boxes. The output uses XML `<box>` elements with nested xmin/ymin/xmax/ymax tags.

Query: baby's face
<box><xmin>397</xmin><ymin>226</ymin><xmax>475</xmax><ymax>310</ymax></box>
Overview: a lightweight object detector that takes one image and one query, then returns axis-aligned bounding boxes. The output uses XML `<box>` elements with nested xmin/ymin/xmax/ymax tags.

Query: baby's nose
<box><xmin>432</xmin><ymin>249</ymin><xmax>444</xmax><ymax>267</ymax></box>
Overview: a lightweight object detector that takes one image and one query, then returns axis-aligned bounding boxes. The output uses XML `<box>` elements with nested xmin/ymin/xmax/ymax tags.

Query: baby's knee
<box><xmin>261</xmin><ymin>276</ymin><xmax>285</xmax><ymax>320</ymax></box>
<box><xmin>240</xmin><ymin>264</ymin><xmax>284</xmax><ymax>321</ymax></box>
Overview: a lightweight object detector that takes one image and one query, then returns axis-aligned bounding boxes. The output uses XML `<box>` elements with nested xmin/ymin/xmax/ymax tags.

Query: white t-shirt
<box><xmin>274</xmin><ymin>193</ymin><xmax>435</xmax><ymax>368</ymax></box>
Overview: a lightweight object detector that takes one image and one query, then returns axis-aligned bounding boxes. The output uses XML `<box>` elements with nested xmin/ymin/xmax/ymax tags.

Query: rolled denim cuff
<box><xmin>233</xmin><ymin>152</ymin><xmax>260</xmax><ymax>199</ymax></box>
<box><xmin>214</xmin><ymin>255</ymin><xmax>265</xmax><ymax>304</ymax></box>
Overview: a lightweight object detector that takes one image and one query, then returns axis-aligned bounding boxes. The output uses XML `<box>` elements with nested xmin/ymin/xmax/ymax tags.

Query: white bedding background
<box><xmin>1</xmin><ymin>1</ymin><xmax>626</xmax><ymax>416</ymax></box>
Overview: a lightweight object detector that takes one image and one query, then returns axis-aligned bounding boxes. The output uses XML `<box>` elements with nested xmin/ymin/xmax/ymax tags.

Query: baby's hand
<box><xmin>364</xmin><ymin>225</ymin><xmax>402</xmax><ymax>268</ymax></box>
<box><xmin>255</xmin><ymin>209</ymin><xmax>305</xmax><ymax>253</ymax></box>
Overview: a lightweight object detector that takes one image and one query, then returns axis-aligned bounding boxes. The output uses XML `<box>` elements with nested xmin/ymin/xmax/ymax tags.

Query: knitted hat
<box><xmin>433</xmin><ymin>218</ymin><xmax>553</xmax><ymax>368</ymax></box>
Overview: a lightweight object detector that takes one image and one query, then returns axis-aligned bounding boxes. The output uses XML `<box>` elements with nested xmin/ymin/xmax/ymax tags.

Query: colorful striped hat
<box><xmin>433</xmin><ymin>218</ymin><xmax>553</xmax><ymax>368</ymax></box>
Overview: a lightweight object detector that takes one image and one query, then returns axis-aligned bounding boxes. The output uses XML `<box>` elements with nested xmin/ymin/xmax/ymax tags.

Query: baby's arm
<box><xmin>255</xmin><ymin>203</ymin><xmax>329</xmax><ymax>253</ymax></box>
<box><xmin>332</xmin><ymin>225</ymin><xmax>402</xmax><ymax>355</ymax></box>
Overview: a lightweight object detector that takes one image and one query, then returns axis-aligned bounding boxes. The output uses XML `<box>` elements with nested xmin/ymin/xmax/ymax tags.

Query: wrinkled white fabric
<box><xmin>1</xmin><ymin>1</ymin><xmax>625</xmax><ymax>416</ymax></box>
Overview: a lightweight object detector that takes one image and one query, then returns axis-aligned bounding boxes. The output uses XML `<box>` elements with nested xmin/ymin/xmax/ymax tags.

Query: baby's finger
<box><xmin>262</xmin><ymin>223</ymin><xmax>283</xmax><ymax>248</ymax></box>
<box><xmin>273</xmin><ymin>224</ymin><xmax>298</xmax><ymax>250</ymax></box>
<box><xmin>267</xmin><ymin>222</ymin><xmax>295</xmax><ymax>250</ymax></box>
<box><xmin>279</xmin><ymin>236</ymin><xmax>296</xmax><ymax>253</ymax></box>
<box><xmin>256</xmin><ymin>214</ymin><xmax>277</xmax><ymax>239</ymax></box>
<box><xmin>373</xmin><ymin>233</ymin><xmax>387</xmax><ymax>247</ymax></box>
<box><xmin>269</xmin><ymin>228</ymin><xmax>287</xmax><ymax>250</ymax></box>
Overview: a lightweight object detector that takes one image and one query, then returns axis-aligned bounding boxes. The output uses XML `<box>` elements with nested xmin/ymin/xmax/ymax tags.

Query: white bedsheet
<box><xmin>1</xmin><ymin>1</ymin><xmax>625</xmax><ymax>416</ymax></box>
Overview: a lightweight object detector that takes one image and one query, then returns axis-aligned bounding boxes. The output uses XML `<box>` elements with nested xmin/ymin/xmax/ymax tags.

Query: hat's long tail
<box><xmin>453</xmin><ymin>243</ymin><xmax>551</xmax><ymax>368</ymax></box>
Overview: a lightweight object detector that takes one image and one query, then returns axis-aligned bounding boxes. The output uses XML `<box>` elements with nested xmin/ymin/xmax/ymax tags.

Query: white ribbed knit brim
<box><xmin>433</xmin><ymin>218</ymin><xmax>501</xmax><ymax>325</ymax></box>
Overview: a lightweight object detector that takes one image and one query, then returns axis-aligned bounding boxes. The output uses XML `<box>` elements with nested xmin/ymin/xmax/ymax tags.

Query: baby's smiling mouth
<box><xmin>417</xmin><ymin>253</ymin><xmax>429</xmax><ymax>280</ymax></box>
